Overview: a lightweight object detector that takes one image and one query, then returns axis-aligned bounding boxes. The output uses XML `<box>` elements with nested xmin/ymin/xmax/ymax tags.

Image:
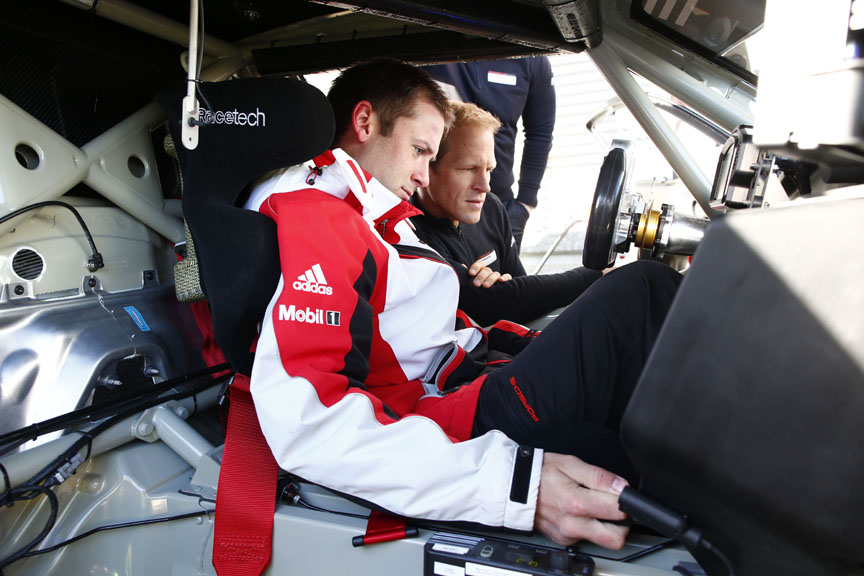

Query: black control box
<box><xmin>423</xmin><ymin>532</ymin><xmax>594</xmax><ymax>576</ymax></box>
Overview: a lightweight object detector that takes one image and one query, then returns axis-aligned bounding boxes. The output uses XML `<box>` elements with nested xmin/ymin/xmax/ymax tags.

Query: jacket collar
<box><xmin>320</xmin><ymin>148</ymin><xmax>407</xmax><ymax>223</ymax></box>
<box><xmin>410</xmin><ymin>194</ymin><xmax>461</xmax><ymax>234</ymax></box>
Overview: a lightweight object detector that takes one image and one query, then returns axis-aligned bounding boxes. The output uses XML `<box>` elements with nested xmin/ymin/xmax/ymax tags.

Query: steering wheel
<box><xmin>583</xmin><ymin>147</ymin><xmax>627</xmax><ymax>270</ymax></box>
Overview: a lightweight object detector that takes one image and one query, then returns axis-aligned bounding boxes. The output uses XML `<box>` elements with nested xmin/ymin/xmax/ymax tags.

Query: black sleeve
<box><xmin>516</xmin><ymin>57</ymin><xmax>556</xmax><ymax>207</ymax></box>
<box><xmin>454</xmin><ymin>265</ymin><xmax>603</xmax><ymax>326</ymax></box>
<box><xmin>496</xmin><ymin>202</ymin><xmax>527</xmax><ymax>277</ymax></box>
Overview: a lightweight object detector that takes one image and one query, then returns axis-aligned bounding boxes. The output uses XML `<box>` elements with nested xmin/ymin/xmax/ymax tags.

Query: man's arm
<box><xmin>516</xmin><ymin>56</ymin><xmax>556</xmax><ymax>208</ymax></box>
<box><xmin>455</xmin><ymin>265</ymin><xmax>603</xmax><ymax>326</ymax></box>
<box><xmin>251</xmin><ymin>191</ymin><xmax>542</xmax><ymax>532</ymax></box>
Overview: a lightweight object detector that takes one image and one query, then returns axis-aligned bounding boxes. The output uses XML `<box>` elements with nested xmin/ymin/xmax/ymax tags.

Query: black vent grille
<box><xmin>12</xmin><ymin>248</ymin><xmax>44</xmax><ymax>280</ymax></box>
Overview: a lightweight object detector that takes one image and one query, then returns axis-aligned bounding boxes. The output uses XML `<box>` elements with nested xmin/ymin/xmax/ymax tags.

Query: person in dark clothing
<box><xmin>425</xmin><ymin>57</ymin><xmax>556</xmax><ymax>251</ymax></box>
<box><xmin>412</xmin><ymin>101</ymin><xmax>601</xmax><ymax>326</ymax></box>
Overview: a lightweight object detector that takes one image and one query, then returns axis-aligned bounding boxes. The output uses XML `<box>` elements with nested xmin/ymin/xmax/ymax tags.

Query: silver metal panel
<box><xmin>0</xmin><ymin>284</ymin><xmax>204</xmax><ymax>439</ymax></box>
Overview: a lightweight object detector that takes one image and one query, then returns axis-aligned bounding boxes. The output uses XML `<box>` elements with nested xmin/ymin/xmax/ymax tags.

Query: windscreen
<box><xmin>632</xmin><ymin>0</ymin><xmax>766</xmax><ymax>84</ymax></box>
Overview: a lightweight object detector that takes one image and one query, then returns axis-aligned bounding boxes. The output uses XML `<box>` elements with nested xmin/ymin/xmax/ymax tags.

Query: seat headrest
<box><xmin>165</xmin><ymin>77</ymin><xmax>335</xmax><ymax>205</ymax></box>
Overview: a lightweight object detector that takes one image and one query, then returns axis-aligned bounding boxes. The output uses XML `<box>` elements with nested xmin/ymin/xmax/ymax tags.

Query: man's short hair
<box><xmin>433</xmin><ymin>101</ymin><xmax>502</xmax><ymax>165</ymax></box>
<box><xmin>328</xmin><ymin>58</ymin><xmax>452</xmax><ymax>144</ymax></box>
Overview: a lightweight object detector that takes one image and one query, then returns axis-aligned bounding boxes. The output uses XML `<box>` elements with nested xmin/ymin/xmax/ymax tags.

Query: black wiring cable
<box><xmin>194</xmin><ymin>81</ymin><xmax>215</xmax><ymax>121</ymax></box>
<box><xmin>294</xmin><ymin>495</ymin><xmax>370</xmax><ymax>521</ymax></box>
<box><xmin>187</xmin><ymin>79</ymin><xmax>215</xmax><ymax>126</ymax></box>
<box><xmin>29</xmin><ymin>371</ymin><xmax>229</xmax><ymax>490</ymax></box>
<box><xmin>0</xmin><ymin>201</ymin><xmax>104</xmax><ymax>272</ymax></box>
<box><xmin>0</xmin><ymin>485</ymin><xmax>59</xmax><ymax>575</ymax></box>
<box><xmin>33</xmin><ymin>408</ymin><xmax>144</xmax><ymax>489</ymax></box>
<box><xmin>20</xmin><ymin>508</ymin><xmax>216</xmax><ymax>559</ymax></box>
<box><xmin>178</xmin><ymin>488</ymin><xmax>216</xmax><ymax>504</ymax></box>
<box><xmin>575</xmin><ymin>537</ymin><xmax>678</xmax><ymax>563</ymax></box>
<box><xmin>0</xmin><ymin>368</ymin><xmax>228</xmax><ymax>571</ymax></box>
<box><xmin>701</xmin><ymin>538</ymin><xmax>736</xmax><ymax>576</ymax></box>
<box><xmin>279</xmin><ymin>479</ymin><xmax>370</xmax><ymax>521</ymax></box>
<box><xmin>0</xmin><ymin>363</ymin><xmax>230</xmax><ymax>457</ymax></box>
<box><xmin>0</xmin><ymin>368</ymin><xmax>228</xmax><ymax>572</ymax></box>
<box><xmin>197</xmin><ymin>0</ymin><xmax>205</xmax><ymax>81</ymax></box>
<box><xmin>0</xmin><ymin>461</ymin><xmax>10</xmax><ymax>498</ymax></box>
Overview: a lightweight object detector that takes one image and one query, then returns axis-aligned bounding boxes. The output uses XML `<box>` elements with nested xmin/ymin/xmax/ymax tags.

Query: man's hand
<box><xmin>468</xmin><ymin>261</ymin><xmax>512</xmax><ymax>288</ymax></box>
<box><xmin>535</xmin><ymin>453</ymin><xmax>630</xmax><ymax>549</ymax></box>
<box><xmin>505</xmin><ymin>199</ymin><xmax>533</xmax><ymax>251</ymax></box>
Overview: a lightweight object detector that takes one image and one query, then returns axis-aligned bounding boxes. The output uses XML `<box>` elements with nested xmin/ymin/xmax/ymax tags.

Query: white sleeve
<box><xmin>251</xmin><ymin>292</ymin><xmax>543</xmax><ymax>531</ymax></box>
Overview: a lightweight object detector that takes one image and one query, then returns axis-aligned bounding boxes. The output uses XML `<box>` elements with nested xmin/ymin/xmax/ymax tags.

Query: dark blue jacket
<box><xmin>425</xmin><ymin>57</ymin><xmax>556</xmax><ymax>207</ymax></box>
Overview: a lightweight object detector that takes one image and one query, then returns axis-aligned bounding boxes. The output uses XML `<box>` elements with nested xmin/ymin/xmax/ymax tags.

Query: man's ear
<box><xmin>351</xmin><ymin>100</ymin><xmax>375</xmax><ymax>143</ymax></box>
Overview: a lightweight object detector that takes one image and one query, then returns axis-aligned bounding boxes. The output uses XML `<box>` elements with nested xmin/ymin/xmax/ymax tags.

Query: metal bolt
<box><xmin>13</xmin><ymin>285</ymin><xmax>24</xmax><ymax>295</ymax></box>
<box><xmin>136</xmin><ymin>421</ymin><xmax>154</xmax><ymax>436</ymax></box>
<box><xmin>88</xmin><ymin>277</ymin><xmax>97</xmax><ymax>288</ymax></box>
<box><xmin>76</xmin><ymin>473</ymin><xmax>106</xmax><ymax>494</ymax></box>
<box><xmin>175</xmin><ymin>406</ymin><xmax>189</xmax><ymax>419</ymax></box>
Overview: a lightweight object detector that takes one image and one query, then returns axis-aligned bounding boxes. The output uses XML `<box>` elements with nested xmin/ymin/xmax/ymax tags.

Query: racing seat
<box><xmin>157</xmin><ymin>77</ymin><xmax>335</xmax><ymax>575</ymax></box>
<box><xmin>159</xmin><ymin>77</ymin><xmax>334</xmax><ymax>375</ymax></box>
<box><xmin>620</xmin><ymin>198</ymin><xmax>864</xmax><ymax>576</ymax></box>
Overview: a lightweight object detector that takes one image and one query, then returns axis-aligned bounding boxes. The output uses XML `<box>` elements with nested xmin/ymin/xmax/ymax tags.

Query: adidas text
<box><xmin>292</xmin><ymin>280</ymin><xmax>333</xmax><ymax>295</ymax></box>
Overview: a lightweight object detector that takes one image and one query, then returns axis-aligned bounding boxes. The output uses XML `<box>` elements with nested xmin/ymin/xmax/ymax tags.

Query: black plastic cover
<box><xmin>622</xmin><ymin>197</ymin><xmax>864</xmax><ymax>576</ymax></box>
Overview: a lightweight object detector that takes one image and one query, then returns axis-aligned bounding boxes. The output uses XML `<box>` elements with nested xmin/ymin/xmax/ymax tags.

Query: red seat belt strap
<box><xmin>213</xmin><ymin>374</ymin><xmax>278</xmax><ymax>576</ymax></box>
<box><xmin>352</xmin><ymin>509</ymin><xmax>418</xmax><ymax>547</ymax></box>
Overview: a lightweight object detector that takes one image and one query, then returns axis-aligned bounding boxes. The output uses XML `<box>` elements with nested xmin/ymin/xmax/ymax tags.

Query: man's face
<box><xmin>354</xmin><ymin>100</ymin><xmax>446</xmax><ymax>202</ymax></box>
<box><xmin>424</xmin><ymin>123</ymin><xmax>496</xmax><ymax>226</ymax></box>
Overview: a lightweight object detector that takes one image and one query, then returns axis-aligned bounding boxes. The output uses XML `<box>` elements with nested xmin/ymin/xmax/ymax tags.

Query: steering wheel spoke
<box><xmin>583</xmin><ymin>147</ymin><xmax>628</xmax><ymax>270</ymax></box>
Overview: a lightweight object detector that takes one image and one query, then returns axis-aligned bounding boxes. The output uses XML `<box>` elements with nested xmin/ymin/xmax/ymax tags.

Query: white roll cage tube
<box><xmin>588</xmin><ymin>42</ymin><xmax>722</xmax><ymax>219</ymax></box>
<box><xmin>182</xmin><ymin>0</ymin><xmax>201</xmax><ymax>150</ymax></box>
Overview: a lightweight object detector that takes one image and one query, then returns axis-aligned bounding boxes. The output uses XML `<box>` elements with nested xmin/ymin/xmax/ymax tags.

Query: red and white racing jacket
<box><xmin>245</xmin><ymin>148</ymin><xmax>542</xmax><ymax>530</ymax></box>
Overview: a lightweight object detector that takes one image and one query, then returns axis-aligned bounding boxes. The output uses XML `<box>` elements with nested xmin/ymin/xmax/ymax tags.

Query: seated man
<box><xmin>411</xmin><ymin>101</ymin><xmax>603</xmax><ymax>326</ymax></box>
<box><xmin>244</xmin><ymin>58</ymin><xmax>681</xmax><ymax>549</ymax></box>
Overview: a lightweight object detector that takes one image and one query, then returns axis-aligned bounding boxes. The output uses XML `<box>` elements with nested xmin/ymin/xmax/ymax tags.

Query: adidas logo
<box><xmin>292</xmin><ymin>263</ymin><xmax>333</xmax><ymax>295</ymax></box>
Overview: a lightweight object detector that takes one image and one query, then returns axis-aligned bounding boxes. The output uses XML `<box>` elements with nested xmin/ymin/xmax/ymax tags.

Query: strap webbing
<box><xmin>352</xmin><ymin>510</ymin><xmax>415</xmax><ymax>547</ymax></box>
<box><xmin>213</xmin><ymin>374</ymin><xmax>278</xmax><ymax>576</ymax></box>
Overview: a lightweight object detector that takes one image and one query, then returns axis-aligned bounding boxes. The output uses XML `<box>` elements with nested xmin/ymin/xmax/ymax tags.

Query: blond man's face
<box><xmin>425</xmin><ymin>123</ymin><xmax>496</xmax><ymax>225</ymax></box>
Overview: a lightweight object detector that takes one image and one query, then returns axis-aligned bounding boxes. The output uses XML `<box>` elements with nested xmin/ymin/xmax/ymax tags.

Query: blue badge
<box><xmin>124</xmin><ymin>306</ymin><xmax>151</xmax><ymax>332</ymax></box>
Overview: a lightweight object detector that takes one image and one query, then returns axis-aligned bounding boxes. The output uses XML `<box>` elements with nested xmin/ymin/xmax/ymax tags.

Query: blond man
<box><xmin>412</xmin><ymin>101</ymin><xmax>602</xmax><ymax>326</ymax></box>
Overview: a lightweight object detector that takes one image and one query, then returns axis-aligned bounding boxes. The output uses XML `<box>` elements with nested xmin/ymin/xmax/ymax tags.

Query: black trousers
<box><xmin>472</xmin><ymin>260</ymin><xmax>682</xmax><ymax>483</ymax></box>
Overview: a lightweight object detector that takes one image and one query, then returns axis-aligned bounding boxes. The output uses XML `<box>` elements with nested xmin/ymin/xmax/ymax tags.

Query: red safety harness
<box><xmin>212</xmin><ymin>376</ymin><xmax>413</xmax><ymax>575</ymax></box>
